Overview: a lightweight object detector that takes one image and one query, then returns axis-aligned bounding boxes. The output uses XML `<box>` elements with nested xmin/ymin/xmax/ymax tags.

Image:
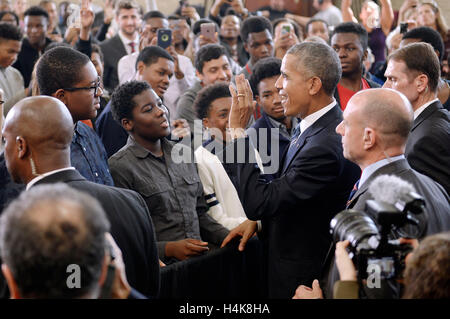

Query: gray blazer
<box><xmin>324</xmin><ymin>158</ymin><xmax>449</xmax><ymax>299</ymax></box>
<box><xmin>347</xmin><ymin>158</ymin><xmax>450</xmax><ymax>236</ymax></box>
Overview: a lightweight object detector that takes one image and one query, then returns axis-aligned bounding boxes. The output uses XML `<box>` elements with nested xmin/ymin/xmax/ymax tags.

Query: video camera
<box><xmin>330</xmin><ymin>192</ymin><xmax>426</xmax><ymax>281</ymax></box>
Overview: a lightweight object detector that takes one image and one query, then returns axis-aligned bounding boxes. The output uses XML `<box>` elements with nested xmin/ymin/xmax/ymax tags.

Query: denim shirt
<box><xmin>71</xmin><ymin>121</ymin><xmax>114</xmax><ymax>186</ymax></box>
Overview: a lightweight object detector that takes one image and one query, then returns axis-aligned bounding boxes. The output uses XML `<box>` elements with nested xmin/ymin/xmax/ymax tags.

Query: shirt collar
<box><xmin>118</xmin><ymin>31</ymin><xmax>139</xmax><ymax>53</ymax></box>
<box><xmin>413</xmin><ymin>98</ymin><xmax>439</xmax><ymax>120</ymax></box>
<box><xmin>73</xmin><ymin>121</ymin><xmax>86</xmax><ymax>137</ymax></box>
<box><xmin>26</xmin><ymin>167</ymin><xmax>76</xmax><ymax>190</ymax></box>
<box><xmin>299</xmin><ymin>99</ymin><xmax>336</xmax><ymax>135</ymax></box>
<box><xmin>127</xmin><ymin>135</ymin><xmax>169</xmax><ymax>159</ymax></box>
<box><xmin>359</xmin><ymin>154</ymin><xmax>405</xmax><ymax>188</ymax></box>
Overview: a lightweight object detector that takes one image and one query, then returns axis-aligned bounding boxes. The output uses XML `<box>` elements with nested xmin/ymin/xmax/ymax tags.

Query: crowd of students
<box><xmin>0</xmin><ymin>0</ymin><xmax>449</xmax><ymax>299</ymax></box>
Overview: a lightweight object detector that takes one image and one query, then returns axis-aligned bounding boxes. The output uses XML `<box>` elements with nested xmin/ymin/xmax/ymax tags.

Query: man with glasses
<box><xmin>35</xmin><ymin>46</ymin><xmax>114</xmax><ymax>186</ymax></box>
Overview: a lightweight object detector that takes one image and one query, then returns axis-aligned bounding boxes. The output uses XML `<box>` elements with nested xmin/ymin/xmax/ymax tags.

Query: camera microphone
<box><xmin>368</xmin><ymin>174</ymin><xmax>416</xmax><ymax>206</ymax></box>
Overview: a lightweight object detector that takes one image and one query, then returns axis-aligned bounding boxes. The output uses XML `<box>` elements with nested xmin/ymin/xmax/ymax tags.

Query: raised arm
<box><xmin>341</xmin><ymin>0</ymin><xmax>358</xmax><ymax>23</ymax></box>
<box><xmin>379</xmin><ymin>0</ymin><xmax>394</xmax><ymax>36</ymax></box>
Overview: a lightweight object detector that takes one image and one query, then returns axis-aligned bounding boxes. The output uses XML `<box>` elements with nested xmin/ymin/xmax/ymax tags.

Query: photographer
<box><xmin>294</xmin><ymin>88</ymin><xmax>450</xmax><ymax>299</ymax></box>
<box><xmin>333</xmin><ymin>232</ymin><xmax>450</xmax><ymax>299</ymax></box>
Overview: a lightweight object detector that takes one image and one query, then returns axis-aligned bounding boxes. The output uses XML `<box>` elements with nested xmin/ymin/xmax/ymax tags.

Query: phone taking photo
<box><xmin>157</xmin><ymin>28</ymin><xmax>172</xmax><ymax>49</ymax></box>
<box><xmin>281</xmin><ymin>25</ymin><xmax>291</xmax><ymax>35</ymax></box>
<box><xmin>201</xmin><ymin>23</ymin><xmax>216</xmax><ymax>41</ymax></box>
<box><xmin>400</xmin><ymin>22</ymin><xmax>408</xmax><ymax>34</ymax></box>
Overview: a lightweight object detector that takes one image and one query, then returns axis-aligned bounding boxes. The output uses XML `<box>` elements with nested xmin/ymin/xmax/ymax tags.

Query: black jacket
<box><xmin>233</xmin><ymin>104</ymin><xmax>361</xmax><ymax>298</ymax></box>
<box><xmin>405</xmin><ymin>100</ymin><xmax>450</xmax><ymax>195</ymax></box>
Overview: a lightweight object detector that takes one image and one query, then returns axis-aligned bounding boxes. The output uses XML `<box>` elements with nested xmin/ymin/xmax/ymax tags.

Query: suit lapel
<box><xmin>112</xmin><ymin>35</ymin><xmax>128</xmax><ymax>57</ymax></box>
<box><xmin>282</xmin><ymin>105</ymin><xmax>342</xmax><ymax>174</ymax></box>
<box><xmin>412</xmin><ymin>101</ymin><xmax>441</xmax><ymax>131</ymax></box>
<box><xmin>346</xmin><ymin>159</ymin><xmax>411</xmax><ymax>209</ymax></box>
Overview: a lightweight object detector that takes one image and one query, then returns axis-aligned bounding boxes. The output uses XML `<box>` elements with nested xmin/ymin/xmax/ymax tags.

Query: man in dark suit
<box><xmin>100</xmin><ymin>0</ymin><xmax>141</xmax><ymax>92</ymax></box>
<box><xmin>383</xmin><ymin>42</ymin><xmax>450</xmax><ymax>195</ymax></box>
<box><xmin>315</xmin><ymin>88</ymin><xmax>449</xmax><ymax>299</ymax></box>
<box><xmin>1</xmin><ymin>96</ymin><xmax>160</xmax><ymax>298</ymax></box>
<box><xmin>222</xmin><ymin>42</ymin><xmax>361</xmax><ymax>298</ymax></box>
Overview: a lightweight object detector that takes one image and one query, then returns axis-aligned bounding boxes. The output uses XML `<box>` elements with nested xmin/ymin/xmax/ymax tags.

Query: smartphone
<box><xmin>201</xmin><ymin>23</ymin><xmax>216</xmax><ymax>40</ymax></box>
<box><xmin>281</xmin><ymin>25</ymin><xmax>291</xmax><ymax>35</ymax></box>
<box><xmin>400</xmin><ymin>22</ymin><xmax>408</xmax><ymax>34</ymax></box>
<box><xmin>157</xmin><ymin>28</ymin><xmax>172</xmax><ymax>49</ymax></box>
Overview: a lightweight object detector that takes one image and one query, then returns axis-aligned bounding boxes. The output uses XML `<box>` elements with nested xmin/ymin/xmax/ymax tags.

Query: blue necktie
<box><xmin>284</xmin><ymin>124</ymin><xmax>302</xmax><ymax>167</ymax></box>
<box><xmin>346</xmin><ymin>179</ymin><xmax>360</xmax><ymax>208</ymax></box>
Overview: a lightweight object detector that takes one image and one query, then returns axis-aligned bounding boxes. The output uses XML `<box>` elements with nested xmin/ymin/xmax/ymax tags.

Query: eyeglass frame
<box><xmin>61</xmin><ymin>77</ymin><xmax>103</xmax><ymax>96</ymax></box>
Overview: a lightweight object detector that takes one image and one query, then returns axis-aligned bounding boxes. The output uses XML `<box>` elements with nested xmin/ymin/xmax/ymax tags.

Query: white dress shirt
<box><xmin>359</xmin><ymin>155</ymin><xmax>405</xmax><ymax>188</ymax></box>
<box><xmin>118</xmin><ymin>31</ymin><xmax>139</xmax><ymax>55</ymax></box>
<box><xmin>299</xmin><ymin>99</ymin><xmax>337</xmax><ymax>135</ymax></box>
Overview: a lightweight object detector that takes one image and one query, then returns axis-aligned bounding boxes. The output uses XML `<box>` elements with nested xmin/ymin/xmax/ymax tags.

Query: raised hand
<box><xmin>228</xmin><ymin>74</ymin><xmax>255</xmax><ymax>135</ymax></box>
<box><xmin>103</xmin><ymin>0</ymin><xmax>115</xmax><ymax>25</ymax></box>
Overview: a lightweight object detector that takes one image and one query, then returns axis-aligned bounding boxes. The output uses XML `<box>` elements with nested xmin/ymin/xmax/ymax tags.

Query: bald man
<box><xmin>308</xmin><ymin>88</ymin><xmax>450</xmax><ymax>299</ymax></box>
<box><xmin>1</xmin><ymin>96</ymin><xmax>160</xmax><ymax>298</ymax></box>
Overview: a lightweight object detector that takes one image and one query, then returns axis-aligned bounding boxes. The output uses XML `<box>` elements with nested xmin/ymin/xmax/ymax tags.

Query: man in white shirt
<box><xmin>383</xmin><ymin>42</ymin><xmax>450</xmax><ymax>195</ymax></box>
<box><xmin>0</xmin><ymin>22</ymin><xmax>26</xmax><ymax>116</ymax></box>
<box><xmin>118</xmin><ymin>10</ymin><xmax>196</xmax><ymax>116</ymax></box>
<box><xmin>100</xmin><ymin>0</ymin><xmax>141</xmax><ymax>92</ymax></box>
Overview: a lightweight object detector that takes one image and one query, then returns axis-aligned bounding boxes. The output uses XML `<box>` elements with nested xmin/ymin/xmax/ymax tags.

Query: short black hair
<box><xmin>194</xmin><ymin>82</ymin><xmax>231</xmax><ymax>119</ymax></box>
<box><xmin>24</xmin><ymin>6</ymin><xmax>49</xmax><ymax>20</ymax></box>
<box><xmin>36</xmin><ymin>46</ymin><xmax>91</xmax><ymax>95</ymax></box>
<box><xmin>402</xmin><ymin>26</ymin><xmax>445</xmax><ymax>63</ymax></box>
<box><xmin>0</xmin><ymin>21</ymin><xmax>22</xmax><ymax>41</ymax></box>
<box><xmin>0</xmin><ymin>11</ymin><xmax>20</xmax><ymax>25</ymax></box>
<box><xmin>143</xmin><ymin>10</ymin><xmax>166</xmax><ymax>21</ymax></box>
<box><xmin>305</xmin><ymin>18</ymin><xmax>329</xmax><ymax>33</ymax></box>
<box><xmin>135</xmin><ymin>45</ymin><xmax>174</xmax><ymax>70</ymax></box>
<box><xmin>332</xmin><ymin>22</ymin><xmax>368</xmax><ymax>51</ymax></box>
<box><xmin>195</xmin><ymin>43</ymin><xmax>228</xmax><ymax>73</ymax></box>
<box><xmin>0</xmin><ymin>183</ymin><xmax>110</xmax><ymax>299</ymax></box>
<box><xmin>110</xmin><ymin>80</ymin><xmax>151</xmax><ymax>123</ymax></box>
<box><xmin>192</xmin><ymin>18</ymin><xmax>219</xmax><ymax>36</ymax></box>
<box><xmin>240</xmin><ymin>16</ymin><xmax>273</xmax><ymax>43</ymax></box>
<box><xmin>249</xmin><ymin>57</ymin><xmax>281</xmax><ymax>96</ymax></box>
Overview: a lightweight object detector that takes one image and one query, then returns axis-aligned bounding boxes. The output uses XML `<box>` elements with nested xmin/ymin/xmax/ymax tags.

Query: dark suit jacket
<box><xmin>324</xmin><ymin>158</ymin><xmax>450</xmax><ymax>299</ymax></box>
<box><xmin>405</xmin><ymin>100</ymin><xmax>450</xmax><ymax>195</ymax></box>
<box><xmin>95</xmin><ymin>101</ymin><xmax>129</xmax><ymax>158</ymax></box>
<box><xmin>100</xmin><ymin>35</ymin><xmax>127</xmax><ymax>92</ymax></box>
<box><xmin>33</xmin><ymin>169</ymin><xmax>160</xmax><ymax>298</ymax></box>
<box><xmin>248</xmin><ymin>112</ymin><xmax>292</xmax><ymax>180</ymax></box>
<box><xmin>234</xmin><ymin>104</ymin><xmax>361</xmax><ymax>298</ymax></box>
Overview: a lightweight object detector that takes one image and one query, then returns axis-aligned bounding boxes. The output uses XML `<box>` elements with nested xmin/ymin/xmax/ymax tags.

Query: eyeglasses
<box><xmin>62</xmin><ymin>78</ymin><xmax>102</xmax><ymax>96</ymax></box>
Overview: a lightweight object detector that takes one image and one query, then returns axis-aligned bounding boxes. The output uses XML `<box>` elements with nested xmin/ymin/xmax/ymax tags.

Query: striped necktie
<box><xmin>346</xmin><ymin>179</ymin><xmax>360</xmax><ymax>208</ymax></box>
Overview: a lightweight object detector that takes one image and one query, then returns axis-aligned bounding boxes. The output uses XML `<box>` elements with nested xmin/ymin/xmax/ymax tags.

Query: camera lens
<box><xmin>330</xmin><ymin>210</ymin><xmax>379</xmax><ymax>250</ymax></box>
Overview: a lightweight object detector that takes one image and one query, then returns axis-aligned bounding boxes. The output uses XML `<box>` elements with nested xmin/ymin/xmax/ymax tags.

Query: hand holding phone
<box><xmin>157</xmin><ymin>28</ymin><xmax>172</xmax><ymax>49</ymax></box>
<box><xmin>201</xmin><ymin>23</ymin><xmax>216</xmax><ymax>41</ymax></box>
